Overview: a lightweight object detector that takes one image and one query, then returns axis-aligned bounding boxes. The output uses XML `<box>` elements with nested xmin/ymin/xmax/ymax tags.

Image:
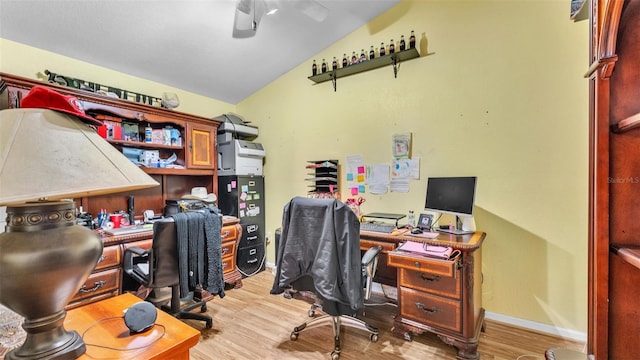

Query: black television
<box><xmin>424</xmin><ymin>176</ymin><xmax>477</xmax><ymax>235</ymax></box>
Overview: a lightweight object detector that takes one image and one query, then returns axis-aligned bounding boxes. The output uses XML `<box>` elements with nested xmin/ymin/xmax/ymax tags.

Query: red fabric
<box><xmin>20</xmin><ymin>86</ymin><xmax>102</xmax><ymax>125</ymax></box>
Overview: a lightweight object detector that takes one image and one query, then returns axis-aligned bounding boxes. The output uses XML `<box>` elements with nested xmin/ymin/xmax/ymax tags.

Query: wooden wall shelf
<box><xmin>308</xmin><ymin>48</ymin><xmax>420</xmax><ymax>91</ymax></box>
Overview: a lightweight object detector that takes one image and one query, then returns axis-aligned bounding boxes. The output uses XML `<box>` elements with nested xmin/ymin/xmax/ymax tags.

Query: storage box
<box><xmin>140</xmin><ymin>150</ymin><xmax>159</xmax><ymax>166</ymax></box>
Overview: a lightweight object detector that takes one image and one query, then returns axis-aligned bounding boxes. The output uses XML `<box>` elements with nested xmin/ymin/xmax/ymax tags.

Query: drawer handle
<box><xmin>222</xmin><ymin>263</ymin><xmax>228</xmax><ymax>268</ymax></box>
<box><xmin>78</xmin><ymin>280</ymin><xmax>106</xmax><ymax>294</ymax></box>
<box><xmin>222</xmin><ymin>248</ymin><xmax>229</xmax><ymax>255</ymax></box>
<box><xmin>97</xmin><ymin>255</ymin><xmax>106</xmax><ymax>264</ymax></box>
<box><xmin>247</xmin><ymin>258</ymin><xmax>258</xmax><ymax>264</ymax></box>
<box><xmin>416</xmin><ymin>303</ymin><xmax>440</xmax><ymax>314</ymax></box>
<box><xmin>221</xmin><ymin>230</ymin><xmax>230</xmax><ymax>239</ymax></box>
<box><xmin>414</xmin><ymin>262</ymin><xmax>421</xmax><ymax>268</ymax></box>
<box><xmin>420</xmin><ymin>274</ymin><xmax>441</xmax><ymax>282</ymax></box>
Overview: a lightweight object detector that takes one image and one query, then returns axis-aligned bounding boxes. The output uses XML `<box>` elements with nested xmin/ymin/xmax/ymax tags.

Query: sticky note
<box><xmin>357</xmin><ymin>166</ymin><xmax>365</xmax><ymax>174</ymax></box>
<box><xmin>350</xmin><ymin>187</ymin><xmax>358</xmax><ymax>195</ymax></box>
<box><xmin>239</xmin><ymin>202</ymin><xmax>246</xmax><ymax>209</ymax></box>
<box><xmin>254</xmin><ymin>194</ymin><xmax>260</xmax><ymax>200</ymax></box>
<box><xmin>357</xmin><ymin>174</ymin><xmax>365</xmax><ymax>182</ymax></box>
<box><xmin>359</xmin><ymin>185</ymin><xmax>366</xmax><ymax>193</ymax></box>
<box><xmin>231</xmin><ymin>181</ymin><xmax>237</xmax><ymax>189</ymax></box>
<box><xmin>346</xmin><ymin>173</ymin><xmax>354</xmax><ymax>181</ymax></box>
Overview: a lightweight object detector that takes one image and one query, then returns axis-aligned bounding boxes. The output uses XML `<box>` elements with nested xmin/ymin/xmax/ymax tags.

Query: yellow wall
<box><xmin>0</xmin><ymin>38</ymin><xmax>235</xmax><ymax>117</ymax></box>
<box><xmin>238</xmin><ymin>0</ymin><xmax>589</xmax><ymax>334</ymax></box>
<box><xmin>0</xmin><ymin>0</ymin><xmax>589</xmax><ymax>335</ymax></box>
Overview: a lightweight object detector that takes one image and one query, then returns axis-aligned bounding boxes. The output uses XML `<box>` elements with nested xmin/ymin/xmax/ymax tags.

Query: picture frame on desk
<box><xmin>417</xmin><ymin>213</ymin><xmax>433</xmax><ymax>230</ymax></box>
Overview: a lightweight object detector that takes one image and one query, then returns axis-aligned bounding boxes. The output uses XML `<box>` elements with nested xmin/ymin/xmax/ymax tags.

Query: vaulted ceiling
<box><xmin>0</xmin><ymin>0</ymin><xmax>400</xmax><ymax>104</ymax></box>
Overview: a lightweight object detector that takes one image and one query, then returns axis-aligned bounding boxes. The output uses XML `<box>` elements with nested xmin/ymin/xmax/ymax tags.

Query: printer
<box><xmin>214</xmin><ymin>113</ymin><xmax>266</xmax><ymax>176</ymax></box>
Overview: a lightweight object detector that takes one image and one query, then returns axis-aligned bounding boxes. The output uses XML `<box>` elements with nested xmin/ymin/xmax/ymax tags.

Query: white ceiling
<box><xmin>0</xmin><ymin>0</ymin><xmax>400</xmax><ymax>104</ymax></box>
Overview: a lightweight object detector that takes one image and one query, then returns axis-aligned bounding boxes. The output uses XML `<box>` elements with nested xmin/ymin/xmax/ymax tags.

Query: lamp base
<box><xmin>6</xmin><ymin>312</ymin><xmax>85</xmax><ymax>360</ymax></box>
<box><xmin>0</xmin><ymin>201</ymin><xmax>103</xmax><ymax>360</ymax></box>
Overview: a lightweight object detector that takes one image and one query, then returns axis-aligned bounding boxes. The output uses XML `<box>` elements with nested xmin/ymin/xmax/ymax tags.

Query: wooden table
<box><xmin>64</xmin><ymin>293</ymin><xmax>200</xmax><ymax>360</ymax></box>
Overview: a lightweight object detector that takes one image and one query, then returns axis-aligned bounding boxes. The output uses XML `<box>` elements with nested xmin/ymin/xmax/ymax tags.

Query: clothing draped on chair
<box><xmin>270</xmin><ymin>197</ymin><xmax>363</xmax><ymax>314</ymax></box>
<box><xmin>172</xmin><ymin>209</ymin><xmax>225</xmax><ymax>299</ymax></box>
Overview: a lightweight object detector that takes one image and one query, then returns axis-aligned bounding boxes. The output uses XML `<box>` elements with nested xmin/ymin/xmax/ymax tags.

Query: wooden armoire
<box><xmin>587</xmin><ymin>0</ymin><xmax>640</xmax><ymax>359</ymax></box>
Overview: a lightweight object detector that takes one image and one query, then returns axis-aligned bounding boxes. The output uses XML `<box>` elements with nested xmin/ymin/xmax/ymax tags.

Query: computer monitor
<box><xmin>424</xmin><ymin>176</ymin><xmax>477</xmax><ymax>235</ymax></box>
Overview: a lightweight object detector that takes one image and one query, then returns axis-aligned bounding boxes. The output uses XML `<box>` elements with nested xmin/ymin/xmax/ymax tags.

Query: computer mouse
<box><xmin>411</xmin><ymin>228</ymin><xmax>423</xmax><ymax>234</ymax></box>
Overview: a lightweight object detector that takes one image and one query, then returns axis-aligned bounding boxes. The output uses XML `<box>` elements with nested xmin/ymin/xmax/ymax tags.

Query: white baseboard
<box><xmin>485</xmin><ymin>311</ymin><xmax>587</xmax><ymax>343</ymax></box>
<box><xmin>265</xmin><ymin>262</ymin><xmax>586</xmax><ymax>344</ymax></box>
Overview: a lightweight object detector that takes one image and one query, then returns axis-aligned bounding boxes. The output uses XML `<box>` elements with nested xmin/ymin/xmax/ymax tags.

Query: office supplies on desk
<box><xmin>362</xmin><ymin>212</ymin><xmax>406</xmax><ymax>227</ymax></box>
<box><xmin>360</xmin><ymin>222</ymin><xmax>395</xmax><ymax>233</ymax></box>
<box><xmin>104</xmin><ymin>224</ymin><xmax>153</xmax><ymax>236</ymax></box>
<box><xmin>407</xmin><ymin>231</ymin><xmax>440</xmax><ymax>239</ymax></box>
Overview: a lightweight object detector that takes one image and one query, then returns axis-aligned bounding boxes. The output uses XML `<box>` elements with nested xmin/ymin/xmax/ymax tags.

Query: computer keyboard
<box><xmin>360</xmin><ymin>222</ymin><xmax>396</xmax><ymax>233</ymax></box>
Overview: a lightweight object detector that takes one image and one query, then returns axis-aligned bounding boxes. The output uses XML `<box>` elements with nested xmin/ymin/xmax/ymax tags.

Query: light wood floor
<box><xmin>186</xmin><ymin>271</ymin><xmax>585</xmax><ymax>360</ymax></box>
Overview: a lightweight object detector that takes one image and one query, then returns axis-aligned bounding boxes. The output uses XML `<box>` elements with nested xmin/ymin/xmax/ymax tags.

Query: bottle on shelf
<box><xmin>321</xmin><ymin>58</ymin><xmax>327</xmax><ymax>73</ymax></box>
<box><xmin>144</xmin><ymin>123</ymin><xmax>152</xmax><ymax>143</ymax></box>
<box><xmin>409</xmin><ymin>30</ymin><xmax>416</xmax><ymax>49</ymax></box>
<box><xmin>399</xmin><ymin>35</ymin><xmax>406</xmax><ymax>51</ymax></box>
<box><xmin>379</xmin><ymin>42</ymin><xmax>386</xmax><ymax>56</ymax></box>
<box><xmin>332</xmin><ymin>56</ymin><xmax>338</xmax><ymax>70</ymax></box>
<box><xmin>312</xmin><ymin>60</ymin><xmax>317</xmax><ymax>76</ymax></box>
<box><xmin>359</xmin><ymin>49</ymin><xmax>366</xmax><ymax>62</ymax></box>
<box><xmin>342</xmin><ymin>53</ymin><xmax>348</xmax><ymax>67</ymax></box>
<box><xmin>351</xmin><ymin>51</ymin><xmax>357</xmax><ymax>65</ymax></box>
<box><xmin>389</xmin><ymin>39</ymin><xmax>395</xmax><ymax>54</ymax></box>
<box><xmin>369</xmin><ymin>45</ymin><xmax>375</xmax><ymax>60</ymax></box>
<box><xmin>408</xmin><ymin>210</ymin><xmax>415</xmax><ymax>228</ymax></box>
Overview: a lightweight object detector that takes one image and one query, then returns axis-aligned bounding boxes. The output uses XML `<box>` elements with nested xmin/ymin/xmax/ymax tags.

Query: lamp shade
<box><xmin>0</xmin><ymin>108</ymin><xmax>159</xmax><ymax>205</ymax></box>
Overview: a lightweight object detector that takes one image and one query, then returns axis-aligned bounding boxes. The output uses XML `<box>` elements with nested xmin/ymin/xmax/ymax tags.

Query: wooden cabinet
<box><xmin>380</xmin><ymin>232</ymin><xmax>485</xmax><ymax>360</ymax></box>
<box><xmin>586</xmin><ymin>1</ymin><xmax>640</xmax><ymax>359</ymax></box>
<box><xmin>0</xmin><ymin>72</ymin><xmax>221</xmax><ymax>219</ymax></box>
<box><xmin>220</xmin><ymin>220</ymin><xmax>243</xmax><ymax>287</ymax></box>
<box><xmin>186</xmin><ymin>122</ymin><xmax>216</xmax><ymax>169</ymax></box>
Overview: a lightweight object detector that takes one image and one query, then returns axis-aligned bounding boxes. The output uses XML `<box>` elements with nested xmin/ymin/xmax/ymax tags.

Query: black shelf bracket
<box><xmin>391</xmin><ymin>55</ymin><xmax>398</xmax><ymax>78</ymax></box>
<box><xmin>331</xmin><ymin>73</ymin><xmax>337</xmax><ymax>92</ymax></box>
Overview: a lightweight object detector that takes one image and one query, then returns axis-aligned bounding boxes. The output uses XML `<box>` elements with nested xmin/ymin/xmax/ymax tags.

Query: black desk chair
<box><xmin>271</xmin><ymin>197</ymin><xmax>381</xmax><ymax>360</ymax></box>
<box><xmin>124</xmin><ymin>217</ymin><xmax>219</xmax><ymax>329</ymax></box>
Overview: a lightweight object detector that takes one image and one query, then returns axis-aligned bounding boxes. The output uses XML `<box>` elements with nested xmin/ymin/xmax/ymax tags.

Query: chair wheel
<box><xmin>201</xmin><ymin>304</ymin><xmax>207</xmax><ymax>312</ymax></box>
<box><xmin>206</xmin><ymin>319</ymin><xmax>213</xmax><ymax>329</ymax></box>
<box><xmin>331</xmin><ymin>351</ymin><xmax>340</xmax><ymax>360</ymax></box>
<box><xmin>290</xmin><ymin>332</ymin><xmax>298</xmax><ymax>341</ymax></box>
<box><xmin>308</xmin><ymin>309</ymin><xmax>315</xmax><ymax>317</ymax></box>
<box><xmin>370</xmin><ymin>333</ymin><xmax>378</xmax><ymax>342</ymax></box>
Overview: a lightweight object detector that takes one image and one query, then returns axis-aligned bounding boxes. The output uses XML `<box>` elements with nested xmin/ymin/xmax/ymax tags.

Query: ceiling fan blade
<box><xmin>233</xmin><ymin>0</ymin><xmax>266</xmax><ymax>38</ymax></box>
<box><xmin>237</xmin><ymin>0</ymin><xmax>253</xmax><ymax>15</ymax></box>
<box><xmin>293</xmin><ymin>0</ymin><xmax>329</xmax><ymax>22</ymax></box>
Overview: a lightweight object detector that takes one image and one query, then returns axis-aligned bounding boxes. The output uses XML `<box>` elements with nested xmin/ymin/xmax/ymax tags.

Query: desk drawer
<box><xmin>388</xmin><ymin>250</ymin><xmax>459</xmax><ymax>278</ymax></box>
<box><xmin>360</xmin><ymin>239</ymin><xmax>395</xmax><ymax>252</ymax></box>
<box><xmin>221</xmin><ymin>224</ymin><xmax>238</xmax><ymax>241</ymax></box>
<box><xmin>399</xmin><ymin>268</ymin><xmax>460</xmax><ymax>299</ymax></box>
<box><xmin>222</xmin><ymin>254</ymin><xmax>236</xmax><ymax>274</ymax></box>
<box><xmin>221</xmin><ymin>240</ymin><xmax>237</xmax><ymax>258</ymax></box>
<box><xmin>94</xmin><ymin>244</ymin><xmax>121</xmax><ymax>271</ymax></box>
<box><xmin>399</xmin><ymin>286</ymin><xmax>461</xmax><ymax>333</ymax></box>
<box><xmin>71</xmin><ymin>268</ymin><xmax>121</xmax><ymax>302</ymax></box>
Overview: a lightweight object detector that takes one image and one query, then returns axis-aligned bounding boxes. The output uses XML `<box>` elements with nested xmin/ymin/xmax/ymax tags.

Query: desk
<box><xmin>67</xmin><ymin>217</ymin><xmax>242</xmax><ymax>309</ymax></box>
<box><xmin>64</xmin><ymin>293</ymin><xmax>200</xmax><ymax>360</ymax></box>
<box><xmin>360</xmin><ymin>230</ymin><xmax>485</xmax><ymax>360</ymax></box>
